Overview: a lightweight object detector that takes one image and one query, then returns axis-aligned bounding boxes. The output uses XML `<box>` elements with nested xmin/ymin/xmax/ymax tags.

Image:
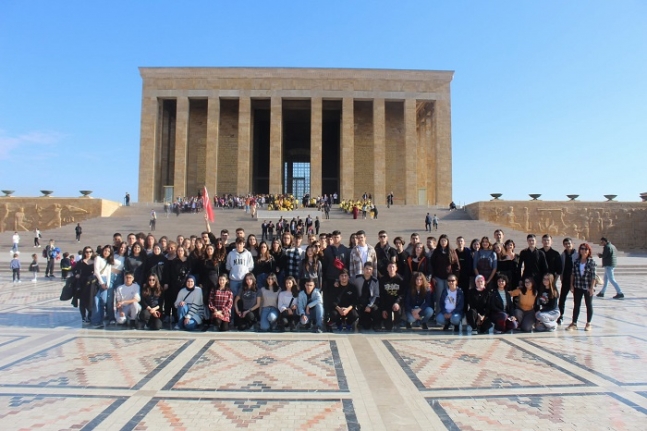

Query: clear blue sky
<box><xmin>1</xmin><ymin>0</ymin><xmax>645</xmax><ymax>204</ymax></box>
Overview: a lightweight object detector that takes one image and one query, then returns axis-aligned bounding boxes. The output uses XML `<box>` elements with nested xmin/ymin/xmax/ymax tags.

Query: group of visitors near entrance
<box><xmin>29</xmin><ymin>215</ymin><xmax>624</xmax><ymax>334</ymax></box>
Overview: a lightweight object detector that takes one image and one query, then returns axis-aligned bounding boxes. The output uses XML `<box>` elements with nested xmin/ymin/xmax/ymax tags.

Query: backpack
<box><xmin>42</xmin><ymin>247</ymin><xmax>48</xmax><ymax>259</ymax></box>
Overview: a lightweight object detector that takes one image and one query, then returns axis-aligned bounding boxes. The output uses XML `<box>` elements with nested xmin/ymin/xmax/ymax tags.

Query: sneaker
<box><xmin>596</xmin><ymin>292</ymin><xmax>604</xmax><ymax>298</ymax></box>
<box><xmin>566</xmin><ymin>323</ymin><xmax>577</xmax><ymax>331</ymax></box>
<box><xmin>471</xmin><ymin>330</ymin><xmax>478</xmax><ymax>335</ymax></box>
<box><xmin>32</xmin><ymin>278</ymin><xmax>37</xmax><ymax>283</ymax></box>
<box><xmin>17</xmin><ymin>280</ymin><xmax>21</xmax><ymax>283</ymax></box>
<box><xmin>613</xmin><ymin>293</ymin><xmax>625</xmax><ymax>299</ymax></box>
<box><xmin>421</xmin><ymin>323</ymin><xmax>429</xmax><ymax>330</ymax></box>
<box><xmin>173</xmin><ymin>324</ymin><xmax>181</xmax><ymax>330</ymax></box>
<box><xmin>108</xmin><ymin>320</ymin><xmax>116</xmax><ymax>326</ymax></box>
<box><xmin>556</xmin><ymin>318</ymin><xmax>563</xmax><ymax>326</ymax></box>
<box><xmin>585</xmin><ymin>323</ymin><xmax>592</xmax><ymax>331</ymax></box>
<box><xmin>312</xmin><ymin>327</ymin><xmax>323</xmax><ymax>334</ymax></box>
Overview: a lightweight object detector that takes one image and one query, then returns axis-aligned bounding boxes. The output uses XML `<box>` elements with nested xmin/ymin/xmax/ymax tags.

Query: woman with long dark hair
<box><xmin>473</xmin><ymin>236</ymin><xmax>497</xmax><ymax>289</ymax></box>
<box><xmin>404</xmin><ymin>271</ymin><xmax>434</xmax><ymax>330</ymax></box>
<box><xmin>300</xmin><ymin>245</ymin><xmax>322</xmax><ymax>290</ymax></box>
<box><xmin>140</xmin><ymin>274</ymin><xmax>163</xmax><ymax>330</ymax></box>
<box><xmin>91</xmin><ymin>245</ymin><xmax>115</xmax><ymax>328</ymax></box>
<box><xmin>509</xmin><ymin>277</ymin><xmax>538</xmax><ymax>332</ymax></box>
<box><xmin>125</xmin><ymin>242</ymin><xmax>147</xmax><ymax>287</ymax></box>
<box><xmin>497</xmin><ymin>239</ymin><xmax>519</xmax><ymax>289</ymax></box>
<box><xmin>208</xmin><ymin>274</ymin><xmax>234</xmax><ymax>332</ymax></box>
<box><xmin>567</xmin><ymin>243</ymin><xmax>596</xmax><ymax>332</ymax></box>
<box><xmin>430</xmin><ymin>234</ymin><xmax>459</xmax><ymax>313</ymax></box>
<box><xmin>535</xmin><ymin>273</ymin><xmax>559</xmax><ymax>332</ymax></box>
<box><xmin>164</xmin><ymin>245</ymin><xmax>192</xmax><ymax>322</ymax></box>
<box><xmin>73</xmin><ymin>246</ymin><xmax>95</xmax><ymax>324</ymax></box>
<box><xmin>254</xmin><ymin>241</ymin><xmax>275</xmax><ymax>289</ymax></box>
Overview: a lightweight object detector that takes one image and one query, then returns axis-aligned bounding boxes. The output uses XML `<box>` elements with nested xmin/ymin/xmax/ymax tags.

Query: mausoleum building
<box><xmin>138</xmin><ymin>67</ymin><xmax>453</xmax><ymax>205</ymax></box>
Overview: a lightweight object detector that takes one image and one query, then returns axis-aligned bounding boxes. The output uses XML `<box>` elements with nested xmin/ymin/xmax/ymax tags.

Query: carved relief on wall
<box><xmin>0</xmin><ymin>202</ymin><xmax>91</xmax><ymax>233</ymax></box>
<box><xmin>467</xmin><ymin>201</ymin><xmax>647</xmax><ymax>251</ymax></box>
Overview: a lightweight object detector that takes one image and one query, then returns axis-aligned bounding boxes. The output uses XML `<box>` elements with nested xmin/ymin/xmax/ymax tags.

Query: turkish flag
<box><xmin>203</xmin><ymin>186</ymin><xmax>215</xmax><ymax>223</ymax></box>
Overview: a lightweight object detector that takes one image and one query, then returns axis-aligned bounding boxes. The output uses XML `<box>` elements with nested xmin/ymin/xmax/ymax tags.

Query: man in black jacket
<box><xmin>375</xmin><ymin>230</ymin><xmax>397</xmax><ymax>278</ymax></box>
<box><xmin>518</xmin><ymin>234</ymin><xmax>548</xmax><ymax>287</ymax></box>
<box><xmin>379</xmin><ymin>262</ymin><xmax>405</xmax><ymax>331</ymax></box>
<box><xmin>322</xmin><ymin>230</ymin><xmax>350</xmax><ymax>330</ymax></box>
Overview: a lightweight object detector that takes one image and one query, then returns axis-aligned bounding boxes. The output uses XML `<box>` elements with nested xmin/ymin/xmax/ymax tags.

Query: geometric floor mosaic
<box><xmin>1</xmin><ymin>262</ymin><xmax>647</xmax><ymax>430</ymax></box>
<box><xmin>0</xmin><ymin>337</ymin><xmax>191</xmax><ymax>389</ymax></box>
<box><xmin>428</xmin><ymin>393</ymin><xmax>647</xmax><ymax>430</ymax></box>
<box><xmin>522</xmin><ymin>335</ymin><xmax>647</xmax><ymax>386</ymax></box>
<box><xmin>165</xmin><ymin>340</ymin><xmax>347</xmax><ymax>392</ymax></box>
<box><xmin>386</xmin><ymin>338</ymin><xmax>590</xmax><ymax>390</ymax></box>
<box><xmin>122</xmin><ymin>398</ymin><xmax>357</xmax><ymax>431</ymax></box>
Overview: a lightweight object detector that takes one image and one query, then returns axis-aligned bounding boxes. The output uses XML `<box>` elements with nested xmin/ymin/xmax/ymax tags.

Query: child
<box><xmin>60</xmin><ymin>252</ymin><xmax>72</xmax><ymax>280</ymax></box>
<box><xmin>10</xmin><ymin>253</ymin><xmax>21</xmax><ymax>283</ymax></box>
<box><xmin>29</xmin><ymin>254</ymin><xmax>39</xmax><ymax>282</ymax></box>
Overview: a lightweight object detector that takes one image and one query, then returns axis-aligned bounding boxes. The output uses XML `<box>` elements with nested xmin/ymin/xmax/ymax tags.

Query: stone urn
<box><xmin>40</xmin><ymin>190</ymin><xmax>53</xmax><ymax>197</ymax></box>
<box><xmin>566</xmin><ymin>194</ymin><xmax>579</xmax><ymax>201</ymax></box>
<box><xmin>490</xmin><ymin>193</ymin><xmax>502</xmax><ymax>200</ymax></box>
<box><xmin>604</xmin><ymin>194</ymin><xmax>617</xmax><ymax>202</ymax></box>
<box><xmin>529</xmin><ymin>194</ymin><xmax>542</xmax><ymax>201</ymax></box>
<box><xmin>79</xmin><ymin>190</ymin><xmax>93</xmax><ymax>198</ymax></box>
<box><xmin>640</xmin><ymin>192</ymin><xmax>647</xmax><ymax>202</ymax></box>
<box><xmin>1</xmin><ymin>190</ymin><xmax>14</xmax><ymax>197</ymax></box>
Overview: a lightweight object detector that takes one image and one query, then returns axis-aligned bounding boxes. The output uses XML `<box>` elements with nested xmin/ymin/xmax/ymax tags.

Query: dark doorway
<box><xmin>322</xmin><ymin>100</ymin><xmax>341</xmax><ymax>196</ymax></box>
<box><xmin>252</xmin><ymin>100</ymin><xmax>270</xmax><ymax>194</ymax></box>
<box><xmin>157</xmin><ymin>99</ymin><xmax>177</xmax><ymax>201</ymax></box>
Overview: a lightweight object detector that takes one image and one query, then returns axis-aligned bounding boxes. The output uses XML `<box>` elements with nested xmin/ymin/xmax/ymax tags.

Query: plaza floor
<box><xmin>1</xmin><ymin>205</ymin><xmax>647</xmax><ymax>430</ymax></box>
<box><xmin>0</xmin><ymin>266</ymin><xmax>646</xmax><ymax>431</ymax></box>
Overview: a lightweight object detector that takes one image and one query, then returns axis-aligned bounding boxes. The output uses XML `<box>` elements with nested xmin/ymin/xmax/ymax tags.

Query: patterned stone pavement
<box><xmin>0</xmin><ymin>263</ymin><xmax>646</xmax><ymax>430</ymax></box>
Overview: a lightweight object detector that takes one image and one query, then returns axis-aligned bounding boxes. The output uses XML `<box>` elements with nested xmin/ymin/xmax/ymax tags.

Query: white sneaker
<box><xmin>32</xmin><ymin>278</ymin><xmax>37</xmax><ymax>282</ymax></box>
<box><xmin>17</xmin><ymin>280</ymin><xmax>21</xmax><ymax>283</ymax></box>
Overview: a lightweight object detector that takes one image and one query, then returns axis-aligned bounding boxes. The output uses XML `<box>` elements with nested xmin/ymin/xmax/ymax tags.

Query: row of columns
<box><xmin>140</xmin><ymin>95</ymin><xmax>445</xmax><ymax>204</ymax></box>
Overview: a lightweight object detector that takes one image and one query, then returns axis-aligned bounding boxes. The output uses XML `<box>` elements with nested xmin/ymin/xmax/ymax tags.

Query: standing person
<box><xmin>44</xmin><ymin>239</ymin><xmax>60</xmax><ymax>278</ymax></box>
<box><xmin>455</xmin><ymin>237</ymin><xmax>473</xmax><ymax>293</ymax></box>
<box><xmin>10</xmin><ymin>253</ymin><xmax>21</xmax><ymax>283</ymax></box>
<box><xmin>149</xmin><ymin>210</ymin><xmax>157</xmax><ymax>232</ymax></box>
<box><xmin>29</xmin><ymin>253</ymin><xmax>39</xmax><ymax>282</ymax></box>
<box><xmin>261</xmin><ymin>220</ymin><xmax>268</xmax><ymax>241</ymax></box>
<box><xmin>91</xmin><ymin>245</ymin><xmax>115</xmax><ymax>329</ymax></box>
<box><xmin>379</xmin><ymin>262</ymin><xmax>405</xmax><ymax>331</ymax></box>
<box><xmin>518</xmin><ymin>234</ymin><xmax>548</xmax><ymax>288</ymax></box>
<box><xmin>75</xmin><ymin>223</ymin><xmax>83</xmax><ymax>242</ymax></box>
<box><xmin>473</xmin><ymin>237</ymin><xmax>497</xmax><ymax>288</ymax></box>
<box><xmin>282</xmin><ymin>233</ymin><xmax>304</xmax><ymax>279</ymax></box>
<box><xmin>34</xmin><ymin>227</ymin><xmax>41</xmax><ymax>247</ymax></box>
<box><xmin>558</xmin><ymin>238</ymin><xmax>578</xmax><ymax>325</ymax></box>
<box><xmin>497</xmin><ymin>239</ymin><xmax>519</xmax><ymax>290</ymax></box>
<box><xmin>424</xmin><ymin>213</ymin><xmax>431</xmax><ymax>232</ymax></box>
<box><xmin>430</xmin><ymin>234</ymin><xmax>460</xmax><ymax>313</ymax></box>
<box><xmin>300</xmin><ymin>245</ymin><xmax>322</xmax><ymax>290</ymax></box>
<box><xmin>387</xmin><ymin>191</ymin><xmax>394</xmax><ymax>208</ymax></box>
<box><xmin>322</xmin><ymin>230</ymin><xmax>350</xmax><ymax>330</ymax></box>
<box><xmin>226</xmin><ymin>238</ymin><xmax>255</xmax><ymax>314</ymax></box>
<box><xmin>567</xmin><ymin>243</ymin><xmax>597</xmax><ymax>331</ymax></box>
<box><xmin>314</xmin><ymin>216</ymin><xmax>320</xmax><ymax>235</ymax></box>
<box><xmin>375</xmin><ymin>230</ymin><xmax>397</xmax><ymax>278</ymax></box>
<box><xmin>125</xmin><ymin>192</ymin><xmax>130</xmax><ymax>206</ymax></box>
<box><xmin>349</xmin><ymin>230</ymin><xmax>377</xmax><ymax>278</ymax></box>
<box><xmin>540</xmin><ymin>235</ymin><xmax>563</xmax><ymax>283</ymax></box>
<box><xmin>432</xmin><ymin>214</ymin><xmax>439</xmax><ymax>231</ymax></box>
<box><xmin>596</xmin><ymin>237</ymin><xmax>624</xmax><ymax>299</ymax></box>
<box><xmin>74</xmin><ymin>247</ymin><xmax>95</xmax><ymax>323</ymax></box>
<box><xmin>12</xmin><ymin>232</ymin><xmax>20</xmax><ymax>252</ymax></box>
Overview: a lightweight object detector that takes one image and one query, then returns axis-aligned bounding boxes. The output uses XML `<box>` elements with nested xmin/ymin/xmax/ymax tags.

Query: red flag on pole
<box><xmin>203</xmin><ymin>186</ymin><xmax>215</xmax><ymax>223</ymax></box>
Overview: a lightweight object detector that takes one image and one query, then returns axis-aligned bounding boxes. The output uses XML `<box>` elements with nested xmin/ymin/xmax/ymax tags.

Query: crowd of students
<box><xmin>50</xmin><ymin>217</ymin><xmax>610</xmax><ymax>334</ymax></box>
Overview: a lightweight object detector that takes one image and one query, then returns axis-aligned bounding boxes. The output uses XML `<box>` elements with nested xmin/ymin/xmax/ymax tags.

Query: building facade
<box><xmin>138</xmin><ymin>67</ymin><xmax>453</xmax><ymax>205</ymax></box>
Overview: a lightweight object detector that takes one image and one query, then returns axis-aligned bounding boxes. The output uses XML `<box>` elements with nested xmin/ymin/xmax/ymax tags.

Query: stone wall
<box><xmin>0</xmin><ymin>198</ymin><xmax>121</xmax><ymax>233</ymax></box>
<box><xmin>353</xmin><ymin>100</ymin><xmax>374</xmax><ymax>198</ymax></box>
<box><xmin>465</xmin><ymin>201</ymin><xmax>647</xmax><ymax>251</ymax></box>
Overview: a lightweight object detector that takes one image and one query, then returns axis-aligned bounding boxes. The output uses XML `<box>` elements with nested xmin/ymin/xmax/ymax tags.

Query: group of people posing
<box><xmin>65</xmin><ymin>218</ymin><xmax>621</xmax><ymax>334</ymax></box>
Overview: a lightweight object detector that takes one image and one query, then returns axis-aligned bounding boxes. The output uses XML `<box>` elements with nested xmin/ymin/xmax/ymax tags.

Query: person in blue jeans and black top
<box><xmin>436</xmin><ymin>274</ymin><xmax>464</xmax><ymax>331</ymax></box>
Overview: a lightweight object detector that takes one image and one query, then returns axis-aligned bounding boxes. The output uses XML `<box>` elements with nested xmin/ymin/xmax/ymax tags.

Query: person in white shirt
<box><xmin>226</xmin><ymin>238</ymin><xmax>254</xmax><ymax>298</ymax></box>
<box><xmin>114</xmin><ymin>272</ymin><xmax>141</xmax><ymax>327</ymax></box>
<box><xmin>12</xmin><ymin>232</ymin><xmax>20</xmax><ymax>252</ymax></box>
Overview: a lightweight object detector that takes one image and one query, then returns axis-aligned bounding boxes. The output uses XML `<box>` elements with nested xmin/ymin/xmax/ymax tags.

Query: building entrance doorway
<box><xmin>284</xmin><ymin>162</ymin><xmax>310</xmax><ymax>200</ymax></box>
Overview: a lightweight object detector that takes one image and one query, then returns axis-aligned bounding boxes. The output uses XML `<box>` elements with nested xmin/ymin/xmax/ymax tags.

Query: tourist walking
<box><xmin>75</xmin><ymin>223</ymin><xmax>83</xmax><ymax>242</ymax></box>
<box><xmin>596</xmin><ymin>237</ymin><xmax>623</xmax><ymax>299</ymax></box>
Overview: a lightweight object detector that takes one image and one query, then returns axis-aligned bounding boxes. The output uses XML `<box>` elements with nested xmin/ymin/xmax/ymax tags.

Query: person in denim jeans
<box><xmin>91</xmin><ymin>245</ymin><xmax>115</xmax><ymax>328</ymax></box>
<box><xmin>596</xmin><ymin>237</ymin><xmax>624</xmax><ymax>299</ymax></box>
<box><xmin>436</xmin><ymin>275</ymin><xmax>464</xmax><ymax>331</ymax></box>
<box><xmin>298</xmin><ymin>278</ymin><xmax>324</xmax><ymax>333</ymax></box>
<box><xmin>259</xmin><ymin>273</ymin><xmax>280</xmax><ymax>331</ymax></box>
<box><xmin>404</xmin><ymin>271</ymin><xmax>434</xmax><ymax>330</ymax></box>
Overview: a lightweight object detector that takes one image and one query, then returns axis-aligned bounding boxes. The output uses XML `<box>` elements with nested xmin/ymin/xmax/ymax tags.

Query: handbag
<box><xmin>594</xmin><ymin>274</ymin><xmax>604</xmax><ymax>286</ymax></box>
<box><xmin>60</xmin><ymin>278</ymin><xmax>75</xmax><ymax>301</ymax></box>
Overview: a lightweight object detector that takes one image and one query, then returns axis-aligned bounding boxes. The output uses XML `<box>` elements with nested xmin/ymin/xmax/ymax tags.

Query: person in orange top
<box><xmin>509</xmin><ymin>277</ymin><xmax>538</xmax><ymax>332</ymax></box>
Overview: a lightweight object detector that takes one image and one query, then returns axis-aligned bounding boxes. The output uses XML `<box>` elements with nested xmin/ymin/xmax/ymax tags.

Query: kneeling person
<box><xmin>298</xmin><ymin>278</ymin><xmax>324</xmax><ymax>333</ymax></box>
<box><xmin>115</xmin><ymin>272</ymin><xmax>142</xmax><ymax>328</ymax></box>
<box><xmin>352</xmin><ymin>262</ymin><xmax>381</xmax><ymax>331</ymax></box>
<box><xmin>436</xmin><ymin>275</ymin><xmax>464</xmax><ymax>331</ymax></box>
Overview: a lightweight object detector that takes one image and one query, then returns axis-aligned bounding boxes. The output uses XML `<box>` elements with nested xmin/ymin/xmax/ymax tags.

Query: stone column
<box><xmin>434</xmin><ymin>97</ymin><xmax>452</xmax><ymax>205</ymax></box>
<box><xmin>237</xmin><ymin>96</ymin><xmax>252</xmax><ymax>195</ymax></box>
<box><xmin>341</xmin><ymin>97</ymin><xmax>354</xmax><ymax>200</ymax></box>
<box><xmin>269</xmin><ymin>96</ymin><xmax>282</xmax><ymax>195</ymax></box>
<box><xmin>310</xmin><ymin>97</ymin><xmax>322</xmax><ymax>198</ymax></box>
<box><xmin>404</xmin><ymin>98</ymin><xmax>418</xmax><ymax>205</ymax></box>
<box><xmin>138</xmin><ymin>95</ymin><xmax>158</xmax><ymax>202</ymax></box>
<box><xmin>373</xmin><ymin>98</ymin><xmax>386</xmax><ymax>205</ymax></box>
<box><xmin>173</xmin><ymin>96</ymin><xmax>189</xmax><ymax>199</ymax></box>
<box><xmin>205</xmin><ymin>96</ymin><xmax>219</xmax><ymax>194</ymax></box>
